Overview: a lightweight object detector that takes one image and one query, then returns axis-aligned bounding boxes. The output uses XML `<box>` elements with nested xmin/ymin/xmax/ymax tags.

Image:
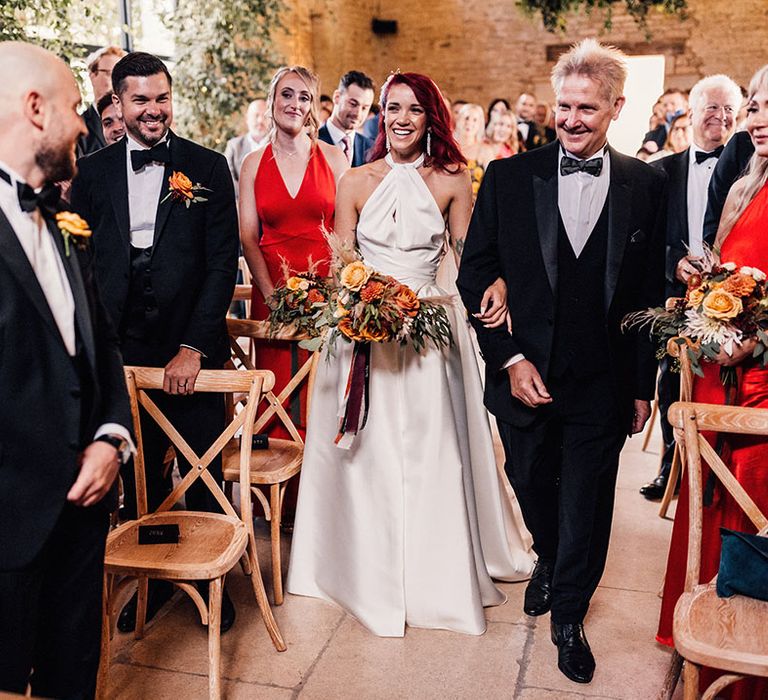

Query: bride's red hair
<box><xmin>368</xmin><ymin>72</ymin><xmax>467</xmax><ymax>173</ymax></box>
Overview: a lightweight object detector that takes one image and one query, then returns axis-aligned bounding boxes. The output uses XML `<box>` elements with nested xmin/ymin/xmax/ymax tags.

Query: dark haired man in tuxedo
<box><xmin>97</xmin><ymin>91</ymin><xmax>126</xmax><ymax>146</ymax></box>
<box><xmin>319</xmin><ymin>70</ymin><xmax>375</xmax><ymax>167</ymax></box>
<box><xmin>70</xmin><ymin>51</ymin><xmax>239</xmax><ymax>633</ymax></box>
<box><xmin>79</xmin><ymin>45</ymin><xmax>126</xmax><ymax>155</ymax></box>
<box><xmin>0</xmin><ymin>41</ymin><xmax>132</xmax><ymax>699</ymax></box>
<box><xmin>459</xmin><ymin>39</ymin><xmax>666</xmax><ymax>684</ymax></box>
<box><xmin>641</xmin><ymin>74</ymin><xmax>741</xmax><ymax>501</ymax></box>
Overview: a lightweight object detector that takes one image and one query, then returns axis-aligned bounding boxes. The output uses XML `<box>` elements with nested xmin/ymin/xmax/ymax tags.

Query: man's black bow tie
<box><xmin>560</xmin><ymin>155</ymin><xmax>603</xmax><ymax>177</ymax></box>
<box><xmin>0</xmin><ymin>167</ymin><xmax>60</xmax><ymax>214</ymax></box>
<box><xmin>130</xmin><ymin>142</ymin><xmax>170</xmax><ymax>171</ymax></box>
<box><xmin>695</xmin><ymin>145</ymin><xmax>724</xmax><ymax>164</ymax></box>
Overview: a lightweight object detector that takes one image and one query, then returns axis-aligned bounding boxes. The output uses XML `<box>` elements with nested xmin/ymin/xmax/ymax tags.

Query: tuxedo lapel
<box><xmin>533</xmin><ymin>146</ymin><xmax>559</xmax><ymax>295</ymax></box>
<box><xmin>106</xmin><ymin>143</ymin><xmax>131</xmax><ymax>248</ymax></box>
<box><xmin>605</xmin><ymin>148</ymin><xmax>632</xmax><ymax>313</ymax></box>
<box><xmin>0</xmin><ymin>211</ymin><xmax>66</xmax><ymax>348</ymax></box>
<box><xmin>152</xmin><ymin>133</ymin><xmax>187</xmax><ymax>253</ymax></box>
<box><xmin>671</xmin><ymin>149</ymin><xmax>689</xmax><ymax>245</ymax></box>
<box><xmin>46</xmin><ymin>214</ymin><xmax>95</xmax><ymax>367</ymax></box>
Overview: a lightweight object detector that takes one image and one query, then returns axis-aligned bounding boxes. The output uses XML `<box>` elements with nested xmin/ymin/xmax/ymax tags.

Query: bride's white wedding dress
<box><xmin>286</xmin><ymin>153</ymin><xmax>534</xmax><ymax>637</ymax></box>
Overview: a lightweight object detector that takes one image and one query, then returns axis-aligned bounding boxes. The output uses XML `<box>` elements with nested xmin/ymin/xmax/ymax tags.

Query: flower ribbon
<box><xmin>335</xmin><ymin>342</ymin><xmax>371</xmax><ymax>450</ymax></box>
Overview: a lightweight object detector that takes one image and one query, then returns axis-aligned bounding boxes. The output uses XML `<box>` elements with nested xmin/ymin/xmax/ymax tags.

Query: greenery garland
<box><xmin>518</xmin><ymin>0</ymin><xmax>688</xmax><ymax>32</ymax></box>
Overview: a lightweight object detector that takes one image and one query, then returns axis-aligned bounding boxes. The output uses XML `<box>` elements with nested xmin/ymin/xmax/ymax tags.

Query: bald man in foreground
<box><xmin>0</xmin><ymin>42</ymin><xmax>131</xmax><ymax>698</ymax></box>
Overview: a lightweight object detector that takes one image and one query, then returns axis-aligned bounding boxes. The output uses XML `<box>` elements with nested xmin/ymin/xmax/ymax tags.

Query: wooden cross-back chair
<box><xmin>224</xmin><ymin>317</ymin><xmax>320</xmax><ymax>605</ymax></box>
<box><xmin>660</xmin><ymin>401</ymin><xmax>768</xmax><ymax>700</ymax></box>
<box><xmin>98</xmin><ymin>368</ymin><xmax>286</xmax><ymax>700</ymax></box>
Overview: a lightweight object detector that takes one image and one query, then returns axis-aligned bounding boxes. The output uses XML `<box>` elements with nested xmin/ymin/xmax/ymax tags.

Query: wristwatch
<box><xmin>95</xmin><ymin>434</ymin><xmax>132</xmax><ymax>465</ymax></box>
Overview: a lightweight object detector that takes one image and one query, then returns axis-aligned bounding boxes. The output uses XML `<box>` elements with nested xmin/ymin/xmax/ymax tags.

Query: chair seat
<box><xmin>105</xmin><ymin>512</ymin><xmax>248</xmax><ymax>580</ymax></box>
<box><xmin>674</xmin><ymin>583</ymin><xmax>768</xmax><ymax>677</ymax></box>
<box><xmin>222</xmin><ymin>438</ymin><xmax>303</xmax><ymax>484</ymax></box>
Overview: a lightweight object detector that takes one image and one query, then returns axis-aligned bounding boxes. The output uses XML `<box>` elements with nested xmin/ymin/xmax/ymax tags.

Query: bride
<box><xmin>286</xmin><ymin>72</ymin><xmax>534</xmax><ymax>637</ymax></box>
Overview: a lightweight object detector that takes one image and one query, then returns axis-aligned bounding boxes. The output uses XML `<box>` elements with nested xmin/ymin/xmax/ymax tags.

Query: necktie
<box><xmin>0</xmin><ymin>168</ymin><xmax>61</xmax><ymax>215</ymax></box>
<box><xmin>130</xmin><ymin>142</ymin><xmax>170</xmax><ymax>171</ymax></box>
<box><xmin>695</xmin><ymin>145</ymin><xmax>725</xmax><ymax>164</ymax></box>
<box><xmin>340</xmin><ymin>135</ymin><xmax>351</xmax><ymax>163</ymax></box>
<box><xmin>560</xmin><ymin>155</ymin><xmax>603</xmax><ymax>177</ymax></box>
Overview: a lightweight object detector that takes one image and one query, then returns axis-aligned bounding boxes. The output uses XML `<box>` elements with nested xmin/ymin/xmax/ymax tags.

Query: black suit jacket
<box><xmin>70</xmin><ymin>132</ymin><xmax>239</xmax><ymax>366</ymax></box>
<box><xmin>318</xmin><ymin>125</ymin><xmax>373</xmax><ymax>167</ymax></box>
<box><xmin>703</xmin><ymin>130</ymin><xmax>755</xmax><ymax>242</ymax></box>
<box><xmin>0</xmin><ymin>206</ymin><xmax>131</xmax><ymax>569</ymax></box>
<box><xmin>457</xmin><ymin>141</ymin><xmax>667</xmax><ymax>430</ymax></box>
<box><xmin>78</xmin><ymin>104</ymin><xmax>106</xmax><ymax>157</ymax></box>
<box><xmin>642</xmin><ymin>124</ymin><xmax>667</xmax><ymax>150</ymax></box>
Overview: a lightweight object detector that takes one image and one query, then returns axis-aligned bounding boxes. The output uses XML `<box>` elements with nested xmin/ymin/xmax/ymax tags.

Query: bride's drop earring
<box><xmin>426</xmin><ymin>128</ymin><xmax>432</xmax><ymax>157</ymax></box>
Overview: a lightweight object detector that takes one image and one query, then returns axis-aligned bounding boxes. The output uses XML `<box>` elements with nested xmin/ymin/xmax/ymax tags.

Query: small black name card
<box><xmin>138</xmin><ymin>524</ymin><xmax>180</xmax><ymax>545</ymax></box>
<box><xmin>251</xmin><ymin>433</ymin><xmax>269</xmax><ymax>450</ymax></box>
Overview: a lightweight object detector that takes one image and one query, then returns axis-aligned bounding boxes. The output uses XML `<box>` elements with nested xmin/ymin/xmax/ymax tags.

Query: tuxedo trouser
<box><xmin>656</xmin><ymin>356</ymin><xmax>680</xmax><ymax>481</ymax></box>
<box><xmin>121</xmin><ymin>389</ymin><xmax>226</xmax><ymax>518</ymax></box>
<box><xmin>497</xmin><ymin>371</ymin><xmax>626</xmax><ymax>624</ymax></box>
<box><xmin>0</xmin><ymin>502</ymin><xmax>109</xmax><ymax>699</ymax></box>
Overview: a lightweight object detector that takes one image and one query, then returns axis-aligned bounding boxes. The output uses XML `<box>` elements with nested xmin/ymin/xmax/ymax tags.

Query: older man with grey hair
<box><xmin>640</xmin><ymin>73</ymin><xmax>742</xmax><ymax>502</ymax></box>
<box><xmin>459</xmin><ymin>38</ymin><xmax>666</xmax><ymax>684</ymax></box>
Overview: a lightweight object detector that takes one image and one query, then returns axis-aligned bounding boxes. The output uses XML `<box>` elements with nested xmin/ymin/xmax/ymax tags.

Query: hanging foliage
<box><xmin>165</xmin><ymin>0</ymin><xmax>283</xmax><ymax>151</ymax></box>
<box><xmin>518</xmin><ymin>0</ymin><xmax>688</xmax><ymax>33</ymax></box>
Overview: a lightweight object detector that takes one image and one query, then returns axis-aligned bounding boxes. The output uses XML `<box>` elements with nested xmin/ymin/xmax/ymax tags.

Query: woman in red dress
<box><xmin>657</xmin><ymin>64</ymin><xmax>768</xmax><ymax>700</ymax></box>
<box><xmin>239</xmin><ymin>66</ymin><xmax>348</xmax><ymax>514</ymax></box>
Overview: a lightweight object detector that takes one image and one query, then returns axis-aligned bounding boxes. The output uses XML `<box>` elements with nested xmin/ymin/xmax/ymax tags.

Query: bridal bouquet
<box><xmin>622</xmin><ymin>247</ymin><xmax>768</xmax><ymax>382</ymax></box>
<box><xmin>266</xmin><ymin>259</ymin><xmax>331</xmax><ymax>340</ymax></box>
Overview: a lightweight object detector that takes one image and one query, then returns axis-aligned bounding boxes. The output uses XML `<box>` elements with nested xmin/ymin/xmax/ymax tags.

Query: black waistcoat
<box><xmin>549</xmin><ymin>201</ymin><xmax>610</xmax><ymax>379</ymax></box>
<box><xmin>121</xmin><ymin>245</ymin><xmax>160</xmax><ymax>363</ymax></box>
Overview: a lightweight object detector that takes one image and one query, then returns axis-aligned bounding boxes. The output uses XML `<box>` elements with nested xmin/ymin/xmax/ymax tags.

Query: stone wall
<box><xmin>275</xmin><ymin>0</ymin><xmax>768</xmax><ymax>105</ymax></box>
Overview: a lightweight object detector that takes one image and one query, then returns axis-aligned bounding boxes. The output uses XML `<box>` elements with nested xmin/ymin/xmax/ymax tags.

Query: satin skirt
<box><xmin>286</xmin><ymin>277</ymin><xmax>534</xmax><ymax>637</ymax></box>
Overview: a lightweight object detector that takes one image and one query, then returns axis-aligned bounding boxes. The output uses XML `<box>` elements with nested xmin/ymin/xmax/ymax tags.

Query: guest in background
<box><xmin>239</xmin><ymin>66</ymin><xmax>347</xmax><ymax>521</ymax></box>
<box><xmin>534</xmin><ymin>101</ymin><xmax>557</xmax><ymax>144</ymax></box>
<box><xmin>514</xmin><ymin>92</ymin><xmax>554</xmax><ymax>150</ymax></box>
<box><xmin>97</xmin><ymin>92</ymin><xmax>125</xmax><ymax>146</ymax></box>
<box><xmin>224</xmin><ymin>98</ymin><xmax>268</xmax><ymax>195</ymax></box>
<box><xmin>642</xmin><ymin>87</ymin><xmax>688</xmax><ymax>152</ymax></box>
<box><xmin>450</xmin><ymin>98</ymin><xmax>467</xmax><ymax>129</ymax></box>
<box><xmin>647</xmin><ymin>112</ymin><xmax>692</xmax><ymax>162</ymax></box>
<box><xmin>79</xmin><ymin>45</ymin><xmax>126</xmax><ymax>155</ymax></box>
<box><xmin>0</xmin><ymin>41</ymin><xmax>132</xmax><ymax>699</ymax></box>
<box><xmin>641</xmin><ymin>74</ymin><xmax>741</xmax><ymax>502</ymax></box>
<box><xmin>657</xmin><ymin>63</ymin><xmax>768</xmax><ymax>700</ymax></box>
<box><xmin>362</xmin><ymin>102</ymin><xmax>380</xmax><ymax>140</ymax></box>
<box><xmin>486</xmin><ymin>97</ymin><xmax>510</xmax><ymax>126</ymax></box>
<box><xmin>319</xmin><ymin>70</ymin><xmax>375</xmax><ymax>167</ymax></box>
<box><xmin>455</xmin><ymin>103</ymin><xmax>496</xmax><ymax>198</ymax></box>
<box><xmin>318</xmin><ymin>93</ymin><xmax>333</xmax><ymax>123</ymax></box>
<box><xmin>70</xmin><ymin>51</ymin><xmax>240</xmax><ymax>634</ymax></box>
<box><xmin>486</xmin><ymin>109</ymin><xmax>520</xmax><ymax>159</ymax></box>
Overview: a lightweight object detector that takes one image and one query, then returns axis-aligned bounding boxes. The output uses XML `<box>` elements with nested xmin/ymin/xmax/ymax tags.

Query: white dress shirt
<box><xmin>325</xmin><ymin>120</ymin><xmax>354</xmax><ymax>164</ymax></box>
<box><xmin>517</xmin><ymin>119</ymin><xmax>530</xmax><ymax>143</ymax></box>
<box><xmin>504</xmin><ymin>145</ymin><xmax>611</xmax><ymax>370</ymax></box>
<box><xmin>0</xmin><ymin>160</ymin><xmax>131</xmax><ymax>447</ymax></box>
<box><xmin>126</xmin><ymin>133</ymin><xmax>168</xmax><ymax>248</ymax></box>
<box><xmin>687</xmin><ymin>144</ymin><xmax>720</xmax><ymax>257</ymax></box>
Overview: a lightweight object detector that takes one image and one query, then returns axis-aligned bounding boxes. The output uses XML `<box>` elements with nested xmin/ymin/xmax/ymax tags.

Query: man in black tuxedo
<box><xmin>458</xmin><ymin>39</ymin><xmax>666</xmax><ymax>684</ymax></box>
<box><xmin>318</xmin><ymin>70</ymin><xmax>375</xmax><ymax>167</ymax></box>
<box><xmin>641</xmin><ymin>74</ymin><xmax>742</xmax><ymax>501</ymax></box>
<box><xmin>79</xmin><ymin>46</ymin><xmax>126</xmax><ymax>156</ymax></box>
<box><xmin>515</xmin><ymin>92</ymin><xmax>555</xmax><ymax>151</ymax></box>
<box><xmin>70</xmin><ymin>52</ymin><xmax>239</xmax><ymax>632</ymax></box>
<box><xmin>0</xmin><ymin>42</ymin><xmax>132</xmax><ymax>699</ymax></box>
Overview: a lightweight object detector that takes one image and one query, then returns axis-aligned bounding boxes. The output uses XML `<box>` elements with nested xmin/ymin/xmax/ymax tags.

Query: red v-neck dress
<box><xmin>251</xmin><ymin>143</ymin><xmax>336</xmax><ymax>439</ymax></box>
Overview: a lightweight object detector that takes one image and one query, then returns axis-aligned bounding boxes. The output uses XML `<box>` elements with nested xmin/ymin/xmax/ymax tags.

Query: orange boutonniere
<box><xmin>55</xmin><ymin>211</ymin><xmax>92</xmax><ymax>257</ymax></box>
<box><xmin>160</xmin><ymin>171</ymin><xmax>211</xmax><ymax>208</ymax></box>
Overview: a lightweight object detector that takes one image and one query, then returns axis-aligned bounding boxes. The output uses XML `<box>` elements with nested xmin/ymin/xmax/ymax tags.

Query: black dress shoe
<box><xmin>550</xmin><ymin>622</ymin><xmax>595</xmax><ymax>684</ymax></box>
<box><xmin>117</xmin><ymin>580</ymin><xmax>175</xmax><ymax>633</ymax></box>
<box><xmin>196</xmin><ymin>582</ymin><xmax>236</xmax><ymax>634</ymax></box>
<box><xmin>639</xmin><ymin>475</ymin><xmax>668</xmax><ymax>500</ymax></box>
<box><xmin>524</xmin><ymin>559</ymin><xmax>554</xmax><ymax>616</ymax></box>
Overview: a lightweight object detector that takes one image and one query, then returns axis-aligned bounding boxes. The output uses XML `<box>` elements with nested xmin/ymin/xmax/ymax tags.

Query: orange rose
<box><xmin>55</xmin><ymin>211</ymin><xmax>92</xmax><ymax>238</ymax></box>
<box><xmin>686</xmin><ymin>286</ymin><xmax>705</xmax><ymax>307</ymax></box>
<box><xmin>169</xmin><ymin>171</ymin><xmax>194</xmax><ymax>199</ymax></box>
<box><xmin>360</xmin><ymin>280</ymin><xmax>385</xmax><ymax>303</ymax></box>
<box><xmin>701</xmin><ymin>290</ymin><xmax>742</xmax><ymax>320</ymax></box>
<box><xmin>338</xmin><ymin>317</ymin><xmax>363</xmax><ymax>341</ymax></box>
<box><xmin>393</xmin><ymin>285</ymin><xmax>420</xmax><ymax>317</ymax></box>
<box><xmin>721</xmin><ymin>273</ymin><xmax>757</xmax><ymax>297</ymax></box>
<box><xmin>339</xmin><ymin>261</ymin><xmax>372</xmax><ymax>291</ymax></box>
<box><xmin>286</xmin><ymin>276</ymin><xmax>305</xmax><ymax>292</ymax></box>
<box><xmin>359</xmin><ymin>323</ymin><xmax>390</xmax><ymax>342</ymax></box>
<box><xmin>307</xmin><ymin>288</ymin><xmax>325</xmax><ymax>304</ymax></box>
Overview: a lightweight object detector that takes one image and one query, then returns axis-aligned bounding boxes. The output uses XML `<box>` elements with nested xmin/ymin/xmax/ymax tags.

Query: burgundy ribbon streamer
<box><xmin>335</xmin><ymin>341</ymin><xmax>371</xmax><ymax>448</ymax></box>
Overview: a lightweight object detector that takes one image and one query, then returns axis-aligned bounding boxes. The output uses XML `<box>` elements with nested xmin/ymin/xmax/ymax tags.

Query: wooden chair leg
<box><xmin>659</xmin><ymin>444</ymin><xmax>682</xmax><ymax>519</ymax></box>
<box><xmin>207</xmin><ymin>577</ymin><xmax>223</xmax><ymax>700</ymax></box>
<box><xmin>246</xmin><ymin>538</ymin><xmax>287</xmax><ymax>651</ymax></box>
<box><xmin>657</xmin><ymin>649</ymin><xmax>683</xmax><ymax>700</ymax></box>
<box><xmin>135</xmin><ymin>576</ymin><xmax>149</xmax><ymax>639</ymax></box>
<box><xmin>682</xmin><ymin>659</ymin><xmax>699</xmax><ymax>700</ymax></box>
<box><xmin>95</xmin><ymin>572</ymin><xmax>112</xmax><ymax>700</ymax></box>
<box><xmin>270</xmin><ymin>484</ymin><xmax>283</xmax><ymax>605</ymax></box>
<box><xmin>642</xmin><ymin>399</ymin><xmax>659</xmax><ymax>452</ymax></box>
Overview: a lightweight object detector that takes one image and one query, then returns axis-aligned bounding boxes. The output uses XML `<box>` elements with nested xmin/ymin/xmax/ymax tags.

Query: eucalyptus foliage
<box><xmin>166</xmin><ymin>0</ymin><xmax>283</xmax><ymax>150</ymax></box>
<box><xmin>518</xmin><ymin>0</ymin><xmax>688</xmax><ymax>33</ymax></box>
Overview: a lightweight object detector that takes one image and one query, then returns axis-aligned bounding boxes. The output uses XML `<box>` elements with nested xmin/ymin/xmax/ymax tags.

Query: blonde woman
<box><xmin>486</xmin><ymin>108</ymin><xmax>520</xmax><ymax>159</ymax></box>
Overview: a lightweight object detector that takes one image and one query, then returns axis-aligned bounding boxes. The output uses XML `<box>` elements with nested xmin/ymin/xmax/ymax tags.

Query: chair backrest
<box><xmin>124</xmin><ymin>367</ymin><xmax>275</xmax><ymax>522</ymax></box>
<box><xmin>226</xmin><ymin>318</ymin><xmax>320</xmax><ymax>445</ymax></box>
<box><xmin>668</xmin><ymin>401</ymin><xmax>768</xmax><ymax>592</ymax></box>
